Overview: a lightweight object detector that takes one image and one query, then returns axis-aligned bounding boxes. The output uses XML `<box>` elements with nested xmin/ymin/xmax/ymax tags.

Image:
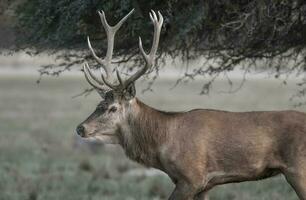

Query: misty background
<box><xmin>1</xmin><ymin>1</ymin><xmax>306</xmax><ymax>199</ymax></box>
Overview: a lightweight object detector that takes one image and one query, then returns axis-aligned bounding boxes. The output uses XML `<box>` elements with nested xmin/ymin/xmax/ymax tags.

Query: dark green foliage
<box><xmin>13</xmin><ymin>0</ymin><xmax>306</xmax><ymax>93</ymax></box>
<box><xmin>16</xmin><ymin>0</ymin><xmax>306</xmax><ymax>55</ymax></box>
<box><xmin>17</xmin><ymin>0</ymin><xmax>155</xmax><ymax>51</ymax></box>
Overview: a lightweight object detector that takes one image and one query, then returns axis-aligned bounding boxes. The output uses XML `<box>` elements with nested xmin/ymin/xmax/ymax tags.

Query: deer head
<box><xmin>76</xmin><ymin>9</ymin><xmax>163</xmax><ymax>144</ymax></box>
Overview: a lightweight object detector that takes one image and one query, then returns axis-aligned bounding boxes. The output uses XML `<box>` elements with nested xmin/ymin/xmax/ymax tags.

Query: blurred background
<box><xmin>1</xmin><ymin>0</ymin><xmax>306</xmax><ymax>199</ymax></box>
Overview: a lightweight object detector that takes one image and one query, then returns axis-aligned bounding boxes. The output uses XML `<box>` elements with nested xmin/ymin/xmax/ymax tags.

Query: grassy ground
<box><xmin>0</xmin><ymin>74</ymin><xmax>304</xmax><ymax>200</ymax></box>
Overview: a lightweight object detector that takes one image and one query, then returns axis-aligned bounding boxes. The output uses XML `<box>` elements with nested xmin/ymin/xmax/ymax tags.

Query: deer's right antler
<box><xmin>121</xmin><ymin>10</ymin><xmax>163</xmax><ymax>89</ymax></box>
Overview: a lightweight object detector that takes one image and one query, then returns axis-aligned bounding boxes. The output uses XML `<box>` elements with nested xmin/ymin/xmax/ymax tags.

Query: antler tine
<box><xmin>87</xmin><ymin>36</ymin><xmax>110</xmax><ymax>77</ymax></box>
<box><xmin>83</xmin><ymin>62</ymin><xmax>107</xmax><ymax>91</ymax></box>
<box><xmin>97</xmin><ymin>9</ymin><xmax>135</xmax><ymax>77</ymax></box>
<box><xmin>85</xmin><ymin>9</ymin><xmax>134</xmax><ymax>90</ymax></box>
<box><xmin>123</xmin><ymin>10</ymin><xmax>163</xmax><ymax>88</ymax></box>
<box><xmin>101</xmin><ymin>74</ymin><xmax>117</xmax><ymax>90</ymax></box>
<box><xmin>112</xmin><ymin>9</ymin><xmax>135</xmax><ymax>32</ymax></box>
<box><xmin>115</xmin><ymin>68</ymin><xmax>123</xmax><ymax>85</ymax></box>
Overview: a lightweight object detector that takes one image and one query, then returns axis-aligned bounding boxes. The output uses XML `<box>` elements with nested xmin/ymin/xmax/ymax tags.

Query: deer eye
<box><xmin>96</xmin><ymin>103</ymin><xmax>106</xmax><ymax>111</ymax></box>
<box><xmin>109</xmin><ymin>106</ymin><xmax>117</xmax><ymax>113</ymax></box>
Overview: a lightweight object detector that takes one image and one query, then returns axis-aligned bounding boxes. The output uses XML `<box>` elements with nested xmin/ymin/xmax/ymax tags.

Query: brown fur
<box><xmin>118</xmin><ymin>99</ymin><xmax>170</xmax><ymax>168</ymax></box>
<box><xmin>115</xmin><ymin>98</ymin><xmax>306</xmax><ymax>200</ymax></box>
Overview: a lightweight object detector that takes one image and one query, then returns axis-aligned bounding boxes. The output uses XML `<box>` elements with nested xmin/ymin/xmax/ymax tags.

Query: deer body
<box><xmin>76</xmin><ymin>9</ymin><xmax>306</xmax><ymax>199</ymax></box>
<box><xmin>114</xmin><ymin>98</ymin><xmax>306</xmax><ymax>199</ymax></box>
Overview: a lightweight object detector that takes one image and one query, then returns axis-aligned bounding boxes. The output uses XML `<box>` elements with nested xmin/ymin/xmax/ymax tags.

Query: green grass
<box><xmin>0</xmin><ymin>75</ymin><xmax>303</xmax><ymax>200</ymax></box>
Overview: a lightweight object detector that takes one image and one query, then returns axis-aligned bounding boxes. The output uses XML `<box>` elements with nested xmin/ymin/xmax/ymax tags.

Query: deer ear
<box><xmin>123</xmin><ymin>83</ymin><xmax>136</xmax><ymax>100</ymax></box>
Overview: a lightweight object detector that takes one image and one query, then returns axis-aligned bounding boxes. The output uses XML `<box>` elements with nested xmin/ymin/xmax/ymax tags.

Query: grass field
<box><xmin>0</xmin><ymin>74</ymin><xmax>304</xmax><ymax>200</ymax></box>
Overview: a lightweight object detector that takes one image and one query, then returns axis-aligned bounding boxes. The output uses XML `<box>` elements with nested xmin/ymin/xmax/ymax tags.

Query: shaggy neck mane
<box><xmin>119</xmin><ymin>98</ymin><xmax>172</xmax><ymax>168</ymax></box>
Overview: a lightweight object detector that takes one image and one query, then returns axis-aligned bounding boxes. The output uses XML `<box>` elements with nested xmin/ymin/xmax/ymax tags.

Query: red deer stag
<box><xmin>76</xmin><ymin>9</ymin><xmax>306</xmax><ymax>200</ymax></box>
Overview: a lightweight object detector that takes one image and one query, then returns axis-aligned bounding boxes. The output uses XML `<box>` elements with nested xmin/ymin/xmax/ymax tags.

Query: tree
<box><xmin>10</xmin><ymin>0</ymin><xmax>306</xmax><ymax>98</ymax></box>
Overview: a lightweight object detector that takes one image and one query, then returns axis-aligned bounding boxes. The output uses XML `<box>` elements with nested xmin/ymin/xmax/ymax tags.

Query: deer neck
<box><xmin>118</xmin><ymin>98</ymin><xmax>170</xmax><ymax>168</ymax></box>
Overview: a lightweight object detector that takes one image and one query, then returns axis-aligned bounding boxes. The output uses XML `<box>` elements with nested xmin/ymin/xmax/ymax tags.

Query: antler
<box><xmin>126</xmin><ymin>10</ymin><xmax>163</xmax><ymax>87</ymax></box>
<box><xmin>83</xmin><ymin>9</ymin><xmax>163</xmax><ymax>94</ymax></box>
<box><xmin>83</xmin><ymin>9</ymin><xmax>134</xmax><ymax>91</ymax></box>
<box><xmin>101</xmin><ymin>10</ymin><xmax>164</xmax><ymax>90</ymax></box>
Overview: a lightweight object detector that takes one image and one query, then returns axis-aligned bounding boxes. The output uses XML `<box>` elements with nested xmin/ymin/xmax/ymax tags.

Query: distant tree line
<box><xmin>9</xmin><ymin>0</ymin><xmax>306</xmax><ymax>97</ymax></box>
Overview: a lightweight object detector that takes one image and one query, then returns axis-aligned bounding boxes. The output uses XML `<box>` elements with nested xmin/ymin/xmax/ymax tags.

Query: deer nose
<box><xmin>76</xmin><ymin>125</ymin><xmax>85</xmax><ymax>137</ymax></box>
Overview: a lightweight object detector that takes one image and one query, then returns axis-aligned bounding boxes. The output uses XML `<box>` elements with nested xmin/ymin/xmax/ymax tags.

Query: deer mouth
<box><xmin>88</xmin><ymin>130</ymin><xmax>115</xmax><ymax>137</ymax></box>
<box><xmin>98</xmin><ymin>132</ymin><xmax>114</xmax><ymax>136</ymax></box>
<box><xmin>87</xmin><ymin>131</ymin><xmax>119</xmax><ymax>144</ymax></box>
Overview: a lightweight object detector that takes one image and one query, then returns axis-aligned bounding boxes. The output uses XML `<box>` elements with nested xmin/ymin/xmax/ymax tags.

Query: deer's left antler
<box><xmin>83</xmin><ymin>9</ymin><xmax>134</xmax><ymax>91</ymax></box>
